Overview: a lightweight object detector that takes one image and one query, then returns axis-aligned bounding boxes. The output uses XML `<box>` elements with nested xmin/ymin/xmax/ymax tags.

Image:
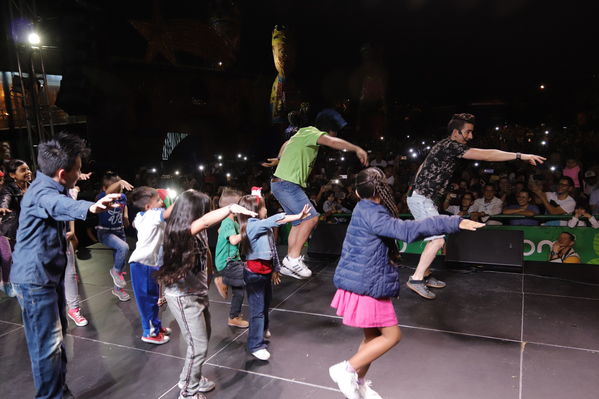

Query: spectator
<box><xmin>469</xmin><ymin>184</ymin><xmax>503</xmax><ymax>223</ymax></box>
<box><xmin>548</xmin><ymin>232</ymin><xmax>581</xmax><ymax>263</ymax></box>
<box><xmin>531</xmin><ymin>176</ymin><xmax>576</xmax><ymax>215</ymax></box>
<box><xmin>590</xmin><ymin>186</ymin><xmax>599</xmax><ymax>213</ymax></box>
<box><xmin>498</xmin><ymin>176</ymin><xmax>516</xmax><ymax>206</ymax></box>
<box><xmin>563</xmin><ymin>158</ymin><xmax>582</xmax><ymax>190</ymax></box>
<box><xmin>444</xmin><ymin>192</ymin><xmax>474</xmax><ymax>216</ymax></box>
<box><xmin>370</xmin><ymin>153</ymin><xmax>387</xmax><ymax>169</ymax></box>
<box><xmin>384</xmin><ymin>165</ymin><xmax>395</xmax><ymax>186</ymax></box>
<box><xmin>502</xmin><ymin>189</ymin><xmax>540</xmax><ymax>226</ymax></box>
<box><xmin>0</xmin><ymin>159</ymin><xmax>32</xmax><ymax>247</ymax></box>
<box><xmin>567</xmin><ymin>206</ymin><xmax>599</xmax><ymax>228</ymax></box>
<box><xmin>582</xmin><ymin>170</ymin><xmax>597</xmax><ymax>197</ymax></box>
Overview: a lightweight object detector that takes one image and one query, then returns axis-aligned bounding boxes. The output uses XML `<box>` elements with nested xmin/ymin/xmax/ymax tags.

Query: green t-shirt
<box><xmin>214</xmin><ymin>217</ymin><xmax>241</xmax><ymax>271</ymax></box>
<box><xmin>274</xmin><ymin>126</ymin><xmax>326</xmax><ymax>188</ymax></box>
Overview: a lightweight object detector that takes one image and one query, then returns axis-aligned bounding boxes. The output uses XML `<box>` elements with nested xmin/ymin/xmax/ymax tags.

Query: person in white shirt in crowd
<box><xmin>590</xmin><ymin>187</ymin><xmax>599</xmax><ymax>213</ymax></box>
<box><xmin>369</xmin><ymin>152</ymin><xmax>387</xmax><ymax>169</ymax></box>
<box><xmin>383</xmin><ymin>165</ymin><xmax>395</xmax><ymax>186</ymax></box>
<box><xmin>443</xmin><ymin>192</ymin><xmax>474</xmax><ymax>216</ymax></box>
<box><xmin>468</xmin><ymin>183</ymin><xmax>503</xmax><ymax>224</ymax></box>
<box><xmin>530</xmin><ymin>174</ymin><xmax>576</xmax><ymax>215</ymax></box>
<box><xmin>567</xmin><ymin>205</ymin><xmax>599</xmax><ymax>228</ymax></box>
<box><xmin>582</xmin><ymin>170</ymin><xmax>598</xmax><ymax>197</ymax></box>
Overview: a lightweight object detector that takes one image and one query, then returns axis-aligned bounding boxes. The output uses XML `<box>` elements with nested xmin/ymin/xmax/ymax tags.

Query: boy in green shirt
<box><xmin>214</xmin><ymin>188</ymin><xmax>248</xmax><ymax>328</ymax></box>
<box><xmin>264</xmin><ymin>109</ymin><xmax>368</xmax><ymax>279</ymax></box>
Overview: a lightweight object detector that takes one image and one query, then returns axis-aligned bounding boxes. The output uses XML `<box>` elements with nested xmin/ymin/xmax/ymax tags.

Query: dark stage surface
<box><xmin>1</xmin><ymin>244</ymin><xmax>599</xmax><ymax>398</ymax></box>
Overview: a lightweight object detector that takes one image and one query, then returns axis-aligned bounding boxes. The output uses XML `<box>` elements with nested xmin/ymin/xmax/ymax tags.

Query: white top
<box><xmin>370</xmin><ymin>159</ymin><xmax>388</xmax><ymax>168</ymax></box>
<box><xmin>468</xmin><ymin>197</ymin><xmax>503</xmax><ymax>216</ymax></box>
<box><xmin>567</xmin><ymin>216</ymin><xmax>599</xmax><ymax>228</ymax></box>
<box><xmin>546</xmin><ymin>192</ymin><xmax>576</xmax><ymax>214</ymax></box>
<box><xmin>128</xmin><ymin>208</ymin><xmax>165</xmax><ymax>267</ymax></box>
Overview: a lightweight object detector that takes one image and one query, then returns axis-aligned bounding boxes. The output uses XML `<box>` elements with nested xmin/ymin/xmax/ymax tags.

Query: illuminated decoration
<box><xmin>269</xmin><ymin>25</ymin><xmax>297</xmax><ymax>124</ymax></box>
<box><xmin>130</xmin><ymin>0</ymin><xmax>240</xmax><ymax>65</ymax></box>
<box><xmin>162</xmin><ymin>132</ymin><xmax>189</xmax><ymax>160</ymax></box>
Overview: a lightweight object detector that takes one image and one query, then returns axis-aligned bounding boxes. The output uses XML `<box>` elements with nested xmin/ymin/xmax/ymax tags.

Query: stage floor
<box><xmin>1</xmin><ymin>244</ymin><xmax>599</xmax><ymax>399</ymax></box>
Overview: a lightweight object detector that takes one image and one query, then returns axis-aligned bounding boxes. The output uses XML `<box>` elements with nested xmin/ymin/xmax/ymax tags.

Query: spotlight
<box><xmin>545</xmin><ymin>130</ymin><xmax>549</xmax><ymax>134</ymax></box>
<box><xmin>408</xmin><ymin>148</ymin><xmax>414</xmax><ymax>153</ymax></box>
<box><xmin>167</xmin><ymin>188</ymin><xmax>177</xmax><ymax>198</ymax></box>
<box><xmin>150</xmin><ymin>168</ymin><xmax>157</xmax><ymax>173</ymax></box>
<box><xmin>237</xmin><ymin>153</ymin><xmax>242</xmax><ymax>158</ymax></box>
<box><xmin>218</xmin><ymin>162</ymin><xmax>223</xmax><ymax>167</ymax></box>
<box><xmin>217</xmin><ymin>155</ymin><xmax>222</xmax><ymax>160</ymax></box>
<box><xmin>340</xmin><ymin>156</ymin><xmax>345</xmax><ymax>161</ymax></box>
<box><xmin>426</xmin><ymin>146</ymin><xmax>430</xmax><ymax>150</ymax></box>
<box><xmin>243</xmin><ymin>156</ymin><xmax>247</xmax><ymax>161</ymax></box>
<box><xmin>334</xmin><ymin>179</ymin><xmax>340</xmax><ymax>184</ymax></box>
<box><xmin>495</xmin><ymin>126</ymin><xmax>500</xmax><ymax>131</ymax></box>
<box><xmin>541</xmin><ymin>141</ymin><xmax>546</xmax><ymax>146</ymax></box>
<box><xmin>174</xmin><ymin>170</ymin><xmax>180</xmax><ymax>175</ymax></box>
<box><xmin>550</xmin><ymin>166</ymin><xmax>556</xmax><ymax>172</ymax></box>
<box><xmin>28</xmin><ymin>32</ymin><xmax>41</xmax><ymax>46</ymax></box>
<box><xmin>421</xmin><ymin>141</ymin><xmax>425</xmax><ymax>145</ymax></box>
<box><xmin>539</xmin><ymin>84</ymin><xmax>545</xmax><ymax>90</ymax></box>
<box><xmin>218</xmin><ymin>61</ymin><xmax>223</xmax><ymax>66</ymax></box>
<box><xmin>411</xmin><ymin>153</ymin><xmax>417</xmax><ymax>158</ymax></box>
<box><xmin>406</xmin><ymin>135</ymin><xmax>410</xmax><ymax>139</ymax></box>
<box><xmin>474</xmin><ymin>162</ymin><xmax>479</xmax><ymax>167</ymax></box>
<box><xmin>226</xmin><ymin>173</ymin><xmax>231</xmax><ymax>178</ymax></box>
<box><xmin>380</xmin><ymin>136</ymin><xmax>384</xmax><ymax>141</ymax></box>
<box><xmin>198</xmin><ymin>165</ymin><xmax>204</xmax><ymax>171</ymax></box>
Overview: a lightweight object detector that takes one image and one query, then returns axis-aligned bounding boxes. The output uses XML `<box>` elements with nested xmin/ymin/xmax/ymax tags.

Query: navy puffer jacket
<box><xmin>333</xmin><ymin>200</ymin><xmax>462</xmax><ymax>298</ymax></box>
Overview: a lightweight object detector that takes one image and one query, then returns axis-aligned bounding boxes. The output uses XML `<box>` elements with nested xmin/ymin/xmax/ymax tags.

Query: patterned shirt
<box><xmin>413</xmin><ymin>138</ymin><xmax>469</xmax><ymax>203</ymax></box>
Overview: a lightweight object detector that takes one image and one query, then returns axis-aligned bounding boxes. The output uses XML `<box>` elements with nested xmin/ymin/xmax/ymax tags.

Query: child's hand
<box><xmin>458</xmin><ymin>219</ymin><xmax>485</xmax><ymax>231</ymax></box>
<box><xmin>261</xmin><ymin>158</ymin><xmax>279</xmax><ymax>168</ymax></box>
<box><xmin>0</xmin><ymin>207</ymin><xmax>12</xmax><ymax>216</ymax></box>
<box><xmin>78</xmin><ymin>172</ymin><xmax>92</xmax><ymax>181</ymax></box>
<box><xmin>272</xmin><ymin>272</ymin><xmax>281</xmax><ymax>285</ymax></box>
<box><xmin>229</xmin><ymin>204</ymin><xmax>257</xmax><ymax>217</ymax></box>
<box><xmin>119</xmin><ymin>179</ymin><xmax>134</xmax><ymax>191</ymax></box>
<box><xmin>89</xmin><ymin>193</ymin><xmax>122</xmax><ymax>214</ymax></box>
<box><xmin>298</xmin><ymin>204</ymin><xmax>312</xmax><ymax>219</ymax></box>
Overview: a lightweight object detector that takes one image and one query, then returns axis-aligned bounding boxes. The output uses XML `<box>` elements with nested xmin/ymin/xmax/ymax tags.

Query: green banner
<box><xmin>399</xmin><ymin>226</ymin><xmax>599</xmax><ymax>265</ymax></box>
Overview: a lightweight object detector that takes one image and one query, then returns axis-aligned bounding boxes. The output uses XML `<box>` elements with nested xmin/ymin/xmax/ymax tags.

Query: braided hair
<box><xmin>355</xmin><ymin>167</ymin><xmax>402</xmax><ymax>266</ymax></box>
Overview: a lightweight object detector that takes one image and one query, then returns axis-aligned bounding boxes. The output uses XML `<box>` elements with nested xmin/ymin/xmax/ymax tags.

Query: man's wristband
<box><xmin>516</xmin><ymin>152</ymin><xmax>521</xmax><ymax>160</ymax></box>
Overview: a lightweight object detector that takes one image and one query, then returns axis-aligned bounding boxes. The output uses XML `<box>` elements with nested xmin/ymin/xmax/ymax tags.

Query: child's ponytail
<box><xmin>237</xmin><ymin>195</ymin><xmax>263</xmax><ymax>257</ymax></box>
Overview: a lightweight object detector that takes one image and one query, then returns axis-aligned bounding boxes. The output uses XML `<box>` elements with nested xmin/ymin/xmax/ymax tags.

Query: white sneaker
<box><xmin>280</xmin><ymin>256</ymin><xmax>312</xmax><ymax>279</ymax></box>
<box><xmin>359</xmin><ymin>380</ymin><xmax>383</xmax><ymax>399</ymax></box>
<box><xmin>329</xmin><ymin>361</ymin><xmax>360</xmax><ymax>399</ymax></box>
<box><xmin>251</xmin><ymin>349</ymin><xmax>271</xmax><ymax>360</ymax></box>
<box><xmin>264</xmin><ymin>329</ymin><xmax>271</xmax><ymax>338</ymax></box>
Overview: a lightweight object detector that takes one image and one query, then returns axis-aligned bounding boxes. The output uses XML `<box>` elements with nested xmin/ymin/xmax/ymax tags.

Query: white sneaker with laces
<box><xmin>359</xmin><ymin>380</ymin><xmax>383</xmax><ymax>399</ymax></box>
<box><xmin>280</xmin><ymin>256</ymin><xmax>312</xmax><ymax>279</ymax></box>
<box><xmin>329</xmin><ymin>361</ymin><xmax>360</xmax><ymax>399</ymax></box>
<box><xmin>251</xmin><ymin>348</ymin><xmax>271</xmax><ymax>360</ymax></box>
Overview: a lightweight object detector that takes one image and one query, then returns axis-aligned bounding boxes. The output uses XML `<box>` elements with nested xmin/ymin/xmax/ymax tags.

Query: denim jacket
<box><xmin>245</xmin><ymin>213</ymin><xmax>285</xmax><ymax>268</ymax></box>
<box><xmin>10</xmin><ymin>172</ymin><xmax>93</xmax><ymax>285</ymax></box>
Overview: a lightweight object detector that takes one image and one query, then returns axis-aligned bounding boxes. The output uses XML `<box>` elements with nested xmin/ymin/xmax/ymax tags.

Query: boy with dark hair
<box><xmin>128</xmin><ymin>186</ymin><xmax>173</xmax><ymax>344</ymax></box>
<box><xmin>10</xmin><ymin>133</ymin><xmax>120</xmax><ymax>399</ymax></box>
<box><xmin>96</xmin><ymin>171</ymin><xmax>134</xmax><ymax>301</ymax></box>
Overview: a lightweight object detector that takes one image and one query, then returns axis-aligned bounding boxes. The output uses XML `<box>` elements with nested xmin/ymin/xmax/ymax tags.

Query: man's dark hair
<box><xmin>37</xmin><ymin>133</ymin><xmax>90</xmax><ymax>176</ymax></box>
<box><xmin>560</xmin><ymin>176</ymin><xmax>574</xmax><ymax>187</ymax></box>
<box><xmin>561</xmin><ymin>231</ymin><xmax>576</xmax><ymax>241</ymax></box>
<box><xmin>447</xmin><ymin>113</ymin><xmax>476</xmax><ymax>135</ymax></box>
<box><xmin>315</xmin><ymin>109</ymin><xmax>347</xmax><ymax>133</ymax></box>
<box><xmin>130</xmin><ymin>186</ymin><xmax>158</xmax><ymax>211</ymax></box>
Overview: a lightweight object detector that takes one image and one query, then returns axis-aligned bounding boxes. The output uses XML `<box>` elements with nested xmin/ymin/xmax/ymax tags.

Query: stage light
<box><xmin>545</xmin><ymin>130</ymin><xmax>549</xmax><ymax>134</ymax></box>
<box><xmin>411</xmin><ymin>153</ymin><xmax>417</xmax><ymax>158</ymax></box>
<box><xmin>342</xmin><ymin>149</ymin><xmax>347</xmax><ymax>152</ymax></box>
<box><xmin>198</xmin><ymin>165</ymin><xmax>204</xmax><ymax>171</ymax></box>
<box><xmin>243</xmin><ymin>156</ymin><xmax>247</xmax><ymax>161</ymax></box>
<box><xmin>28</xmin><ymin>32</ymin><xmax>41</xmax><ymax>46</ymax></box>
<box><xmin>340</xmin><ymin>156</ymin><xmax>345</xmax><ymax>161</ymax></box>
<box><xmin>218</xmin><ymin>61</ymin><xmax>223</xmax><ymax>66</ymax></box>
<box><xmin>541</xmin><ymin>141</ymin><xmax>546</xmax><ymax>146</ymax></box>
<box><xmin>539</xmin><ymin>84</ymin><xmax>545</xmax><ymax>90</ymax></box>
<box><xmin>226</xmin><ymin>173</ymin><xmax>231</xmax><ymax>178</ymax></box>
<box><xmin>406</xmin><ymin>135</ymin><xmax>410</xmax><ymax>139</ymax></box>
<box><xmin>167</xmin><ymin>188</ymin><xmax>177</xmax><ymax>198</ymax></box>
<box><xmin>237</xmin><ymin>153</ymin><xmax>242</xmax><ymax>158</ymax></box>
<box><xmin>217</xmin><ymin>155</ymin><xmax>222</xmax><ymax>160</ymax></box>
<box><xmin>334</xmin><ymin>179</ymin><xmax>340</xmax><ymax>184</ymax></box>
<box><xmin>151</xmin><ymin>168</ymin><xmax>157</xmax><ymax>173</ymax></box>
<box><xmin>426</xmin><ymin>146</ymin><xmax>431</xmax><ymax>150</ymax></box>
<box><xmin>408</xmin><ymin>148</ymin><xmax>414</xmax><ymax>153</ymax></box>
<box><xmin>218</xmin><ymin>162</ymin><xmax>223</xmax><ymax>167</ymax></box>
<box><xmin>421</xmin><ymin>141</ymin><xmax>425</xmax><ymax>145</ymax></box>
<box><xmin>474</xmin><ymin>162</ymin><xmax>479</xmax><ymax>167</ymax></box>
<box><xmin>495</xmin><ymin>126</ymin><xmax>500</xmax><ymax>131</ymax></box>
<box><xmin>550</xmin><ymin>166</ymin><xmax>556</xmax><ymax>172</ymax></box>
<box><xmin>174</xmin><ymin>170</ymin><xmax>180</xmax><ymax>175</ymax></box>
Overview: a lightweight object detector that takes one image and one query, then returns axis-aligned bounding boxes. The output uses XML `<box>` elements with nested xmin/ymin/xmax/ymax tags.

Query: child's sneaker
<box><xmin>359</xmin><ymin>380</ymin><xmax>383</xmax><ymax>399</ymax></box>
<box><xmin>141</xmin><ymin>332</ymin><xmax>170</xmax><ymax>344</ymax></box>
<box><xmin>228</xmin><ymin>317</ymin><xmax>249</xmax><ymax>328</ymax></box>
<box><xmin>329</xmin><ymin>361</ymin><xmax>360</xmax><ymax>399</ymax></box>
<box><xmin>280</xmin><ymin>256</ymin><xmax>312</xmax><ymax>279</ymax></box>
<box><xmin>178</xmin><ymin>376</ymin><xmax>215</xmax><ymax>392</ymax></box>
<box><xmin>109</xmin><ymin>268</ymin><xmax>127</xmax><ymax>288</ymax></box>
<box><xmin>214</xmin><ymin>276</ymin><xmax>228</xmax><ymax>299</ymax></box>
<box><xmin>178</xmin><ymin>393</ymin><xmax>206</xmax><ymax>399</ymax></box>
<box><xmin>251</xmin><ymin>348</ymin><xmax>271</xmax><ymax>360</ymax></box>
<box><xmin>112</xmin><ymin>287</ymin><xmax>131</xmax><ymax>302</ymax></box>
<box><xmin>67</xmin><ymin>307</ymin><xmax>88</xmax><ymax>327</ymax></box>
<box><xmin>159</xmin><ymin>327</ymin><xmax>172</xmax><ymax>335</ymax></box>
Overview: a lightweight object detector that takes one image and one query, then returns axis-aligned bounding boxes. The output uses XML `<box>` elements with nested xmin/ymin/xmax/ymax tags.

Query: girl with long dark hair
<box><xmin>329</xmin><ymin>168</ymin><xmax>484</xmax><ymax>399</ymax></box>
<box><xmin>0</xmin><ymin>159</ymin><xmax>32</xmax><ymax>246</ymax></box>
<box><xmin>237</xmin><ymin>194</ymin><xmax>310</xmax><ymax>361</ymax></box>
<box><xmin>155</xmin><ymin>190</ymin><xmax>256</xmax><ymax>399</ymax></box>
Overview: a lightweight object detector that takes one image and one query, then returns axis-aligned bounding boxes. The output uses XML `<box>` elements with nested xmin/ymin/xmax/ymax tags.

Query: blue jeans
<box><xmin>244</xmin><ymin>269</ymin><xmax>272</xmax><ymax>353</ymax></box>
<box><xmin>406</xmin><ymin>191</ymin><xmax>444</xmax><ymax>241</ymax></box>
<box><xmin>97</xmin><ymin>229</ymin><xmax>129</xmax><ymax>273</ymax></box>
<box><xmin>13</xmin><ymin>282</ymin><xmax>69</xmax><ymax>399</ymax></box>
<box><xmin>130</xmin><ymin>262</ymin><xmax>162</xmax><ymax>336</ymax></box>
<box><xmin>271</xmin><ymin>180</ymin><xmax>319</xmax><ymax>226</ymax></box>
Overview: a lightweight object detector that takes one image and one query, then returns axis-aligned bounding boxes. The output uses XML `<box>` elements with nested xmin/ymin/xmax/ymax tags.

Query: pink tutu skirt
<box><xmin>331</xmin><ymin>289</ymin><xmax>398</xmax><ymax>328</ymax></box>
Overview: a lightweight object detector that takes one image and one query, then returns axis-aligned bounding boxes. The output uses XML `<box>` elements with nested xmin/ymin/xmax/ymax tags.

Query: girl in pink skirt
<box><xmin>329</xmin><ymin>168</ymin><xmax>484</xmax><ymax>399</ymax></box>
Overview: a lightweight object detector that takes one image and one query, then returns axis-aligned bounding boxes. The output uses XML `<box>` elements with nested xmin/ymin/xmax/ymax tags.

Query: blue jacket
<box><xmin>245</xmin><ymin>213</ymin><xmax>284</xmax><ymax>270</ymax></box>
<box><xmin>10</xmin><ymin>172</ymin><xmax>93</xmax><ymax>286</ymax></box>
<box><xmin>333</xmin><ymin>200</ymin><xmax>462</xmax><ymax>298</ymax></box>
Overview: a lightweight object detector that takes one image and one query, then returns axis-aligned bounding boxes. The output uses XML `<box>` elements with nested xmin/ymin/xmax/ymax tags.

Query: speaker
<box><xmin>307</xmin><ymin>223</ymin><xmax>348</xmax><ymax>257</ymax></box>
<box><xmin>445</xmin><ymin>229</ymin><xmax>523</xmax><ymax>268</ymax></box>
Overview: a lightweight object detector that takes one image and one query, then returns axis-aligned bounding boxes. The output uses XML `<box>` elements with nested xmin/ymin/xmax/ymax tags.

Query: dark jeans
<box><xmin>221</xmin><ymin>260</ymin><xmax>245</xmax><ymax>319</ymax></box>
<box><xmin>243</xmin><ymin>268</ymin><xmax>272</xmax><ymax>353</ymax></box>
<box><xmin>13</xmin><ymin>282</ymin><xmax>69</xmax><ymax>399</ymax></box>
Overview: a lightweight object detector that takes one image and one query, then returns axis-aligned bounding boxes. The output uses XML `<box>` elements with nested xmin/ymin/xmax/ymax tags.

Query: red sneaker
<box><xmin>159</xmin><ymin>327</ymin><xmax>172</xmax><ymax>335</ymax></box>
<box><xmin>141</xmin><ymin>332</ymin><xmax>170</xmax><ymax>345</ymax></box>
<box><xmin>67</xmin><ymin>307</ymin><xmax>88</xmax><ymax>327</ymax></box>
